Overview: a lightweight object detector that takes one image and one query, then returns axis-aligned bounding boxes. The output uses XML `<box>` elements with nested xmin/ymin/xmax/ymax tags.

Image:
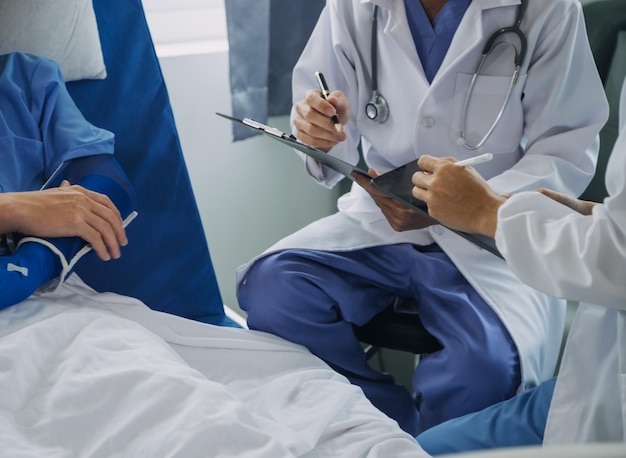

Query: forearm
<box><xmin>0</xmin><ymin>193</ymin><xmax>25</xmax><ymax>235</ymax></box>
<box><xmin>36</xmin><ymin>154</ymin><xmax>136</xmax><ymax>262</ymax></box>
<box><xmin>496</xmin><ymin>193</ymin><xmax>626</xmax><ymax>308</ymax></box>
<box><xmin>0</xmin><ymin>154</ymin><xmax>137</xmax><ymax>308</ymax></box>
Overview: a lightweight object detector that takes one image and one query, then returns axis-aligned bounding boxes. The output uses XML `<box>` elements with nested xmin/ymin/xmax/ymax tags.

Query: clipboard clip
<box><xmin>243</xmin><ymin>118</ymin><xmax>297</xmax><ymax>141</ymax></box>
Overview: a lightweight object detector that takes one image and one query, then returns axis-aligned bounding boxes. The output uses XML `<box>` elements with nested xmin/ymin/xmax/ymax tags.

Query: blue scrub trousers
<box><xmin>237</xmin><ymin>244</ymin><xmax>521</xmax><ymax>436</ymax></box>
<box><xmin>417</xmin><ymin>377</ymin><xmax>556</xmax><ymax>454</ymax></box>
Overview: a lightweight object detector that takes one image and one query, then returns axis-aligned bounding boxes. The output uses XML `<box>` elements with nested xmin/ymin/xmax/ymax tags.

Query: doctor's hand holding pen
<box><xmin>292</xmin><ymin>72</ymin><xmax>348</xmax><ymax>152</ymax></box>
<box><xmin>411</xmin><ymin>154</ymin><xmax>597</xmax><ymax>237</ymax></box>
<box><xmin>294</xmin><ymin>70</ymin><xmax>434</xmax><ymax>232</ymax></box>
<box><xmin>351</xmin><ymin>153</ymin><xmax>496</xmax><ymax>233</ymax></box>
<box><xmin>411</xmin><ymin>155</ymin><xmax>506</xmax><ymax>237</ymax></box>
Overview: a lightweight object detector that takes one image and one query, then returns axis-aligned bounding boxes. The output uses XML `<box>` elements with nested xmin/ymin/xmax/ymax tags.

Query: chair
<box><xmin>66</xmin><ymin>0</ymin><xmax>238</xmax><ymax>327</ymax></box>
<box><xmin>353</xmin><ymin>299</ymin><xmax>442</xmax><ymax>359</ymax></box>
<box><xmin>354</xmin><ymin>0</ymin><xmax>626</xmax><ymax>359</ymax></box>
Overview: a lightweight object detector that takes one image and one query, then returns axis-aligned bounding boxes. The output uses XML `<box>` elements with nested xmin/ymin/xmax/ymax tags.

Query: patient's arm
<box><xmin>0</xmin><ymin>154</ymin><xmax>136</xmax><ymax>310</ymax></box>
<box><xmin>0</xmin><ymin>181</ymin><xmax>127</xmax><ymax>261</ymax></box>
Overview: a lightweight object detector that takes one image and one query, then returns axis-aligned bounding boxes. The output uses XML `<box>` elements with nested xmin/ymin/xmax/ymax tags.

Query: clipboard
<box><xmin>371</xmin><ymin>160</ymin><xmax>502</xmax><ymax>258</ymax></box>
<box><xmin>216</xmin><ymin>113</ymin><xmax>371</xmax><ymax>178</ymax></box>
<box><xmin>217</xmin><ymin>112</ymin><xmax>500</xmax><ymax>258</ymax></box>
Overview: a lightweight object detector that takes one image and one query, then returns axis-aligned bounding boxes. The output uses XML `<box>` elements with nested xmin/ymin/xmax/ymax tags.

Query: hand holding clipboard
<box><xmin>216</xmin><ymin>112</ymin><xmax>371</xmax><ymax>179</ymax></box>
<box><xmin>216</xmin><ymin>112</ymin><xmax>501</xmax><ymax>258</ymax></box>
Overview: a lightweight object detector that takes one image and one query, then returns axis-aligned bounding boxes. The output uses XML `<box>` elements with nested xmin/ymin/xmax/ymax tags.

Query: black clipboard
<box><xmin>371</xmin><ymin>160</ymin><xmax>502</xmax><ymax>258</ymax></box>
<box><xmin>217</xmin><ymin>112</ymin><xmax>500</xmax><ymax>258</ymax></box>
<box><xmin>216</xmin><ymin>113</ymin><xmax>371</xmax><ymax>178</ymax></box>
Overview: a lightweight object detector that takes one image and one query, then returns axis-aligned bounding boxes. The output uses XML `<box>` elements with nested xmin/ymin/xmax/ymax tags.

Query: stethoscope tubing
<box><xmin>460</xmin><ymin>44</ymin><xmax>521</xmax><ymax>150</ymax></box>
<box><xmin>462</xmin><ymin>0</ymin><xmax>528</xmax><ymax>149</ymax></box>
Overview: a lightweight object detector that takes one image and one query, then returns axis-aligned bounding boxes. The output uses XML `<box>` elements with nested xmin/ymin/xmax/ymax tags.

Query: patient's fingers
<box><xmin>76</xmin><ymin>190</ymin><xmax>128</xmax><ymax>260</ymax></box>
<box><xmin>63</xmin><ymin>185</ymin><xmax>128</xmax><ymax>260</ymax></box>
<box><xmin>5</xmin><ymin>185</ymin><xmax>128</xmax><ymax>261</ymax></box>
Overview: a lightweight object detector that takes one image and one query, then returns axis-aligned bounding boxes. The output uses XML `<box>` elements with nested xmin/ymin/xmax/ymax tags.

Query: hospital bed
<box><xmin>0</xmin><ymin>0</ymin><xmax>427</xmax><ymax>455</ymax></box>
<box><xmin>0</xmin><ymin>0</ymin><xmax>623</xmax><ymax>456</ymax></box>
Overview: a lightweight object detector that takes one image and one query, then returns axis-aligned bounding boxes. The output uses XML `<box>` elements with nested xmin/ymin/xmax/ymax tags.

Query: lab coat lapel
<box><xmin>369</xmin><ymin>0</ymin><xmax>430</xmax><ymax>87</ymax></box>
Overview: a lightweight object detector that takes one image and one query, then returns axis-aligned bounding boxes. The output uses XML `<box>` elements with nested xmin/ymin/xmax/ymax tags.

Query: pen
<box><xmin>314</xmin><ymin>71</ymin><xmax>343</xmax><ymax>132</ymax></box>
<box><xmin>454</xmin><ymin>153</ymin><xmax>493</xmax><ymax>167</ymax></box>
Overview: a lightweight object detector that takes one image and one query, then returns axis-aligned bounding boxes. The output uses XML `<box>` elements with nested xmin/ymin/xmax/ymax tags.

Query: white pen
<box><xmin>454</xmin><ymin>153</ymin><xmax>493</xmax><ymax>167</ymax></box>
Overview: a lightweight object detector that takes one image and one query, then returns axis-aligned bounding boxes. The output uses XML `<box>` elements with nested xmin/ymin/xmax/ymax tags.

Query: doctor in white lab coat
<box><xmin>236</xmin><ymin>0</ymin><xmax>608</xmax><ymax>435</ymax></box>
<box><xmin>412</xmin><ymin>76</ymin><xmax>626</xmax><ymax>453</ymax></box>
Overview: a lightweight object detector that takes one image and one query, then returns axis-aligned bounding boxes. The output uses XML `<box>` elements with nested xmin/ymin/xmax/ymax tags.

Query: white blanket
<box><xmin>0</xmin><ymin>274</ymin><xmax>427</xmax><ymax>457</ymax></box>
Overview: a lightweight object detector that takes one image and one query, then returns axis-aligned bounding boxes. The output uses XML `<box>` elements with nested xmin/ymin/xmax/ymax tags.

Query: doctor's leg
<box><xmin>416</xmin><ymin>377</ymin><xmax>556</xmax><ymax>454</ymax></box>
<box><xmin>405</xmin><ymin>245</ymin><xmax>521</xmax><ymax>433</ymax></box>
<box><xmin>237</xmin><ymin>245</ymin><xmax>422</xmax><ymax>435</ymax></box>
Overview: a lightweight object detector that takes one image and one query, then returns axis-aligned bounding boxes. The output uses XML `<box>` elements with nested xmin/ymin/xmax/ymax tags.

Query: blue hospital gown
<box><xmin>0</xmin><ymin>52</ymin><xmax>114</xmax><ymax>194</ymax></box>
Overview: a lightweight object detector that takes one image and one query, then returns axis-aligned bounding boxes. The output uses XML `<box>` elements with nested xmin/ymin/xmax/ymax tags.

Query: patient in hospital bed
<box><xmin>0</xmin><ymin>50</ymin><xmax>426</xmax><ymax>457</ymax></box>
<box><xmin>0</xmin><ymin>52</ymin><xmax>136</xmax><ymax>309</ymax></box>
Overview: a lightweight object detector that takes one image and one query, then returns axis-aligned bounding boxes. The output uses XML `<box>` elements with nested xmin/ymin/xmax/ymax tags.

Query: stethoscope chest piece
<box><xmin>366</xmin><ymin>90</ymin><xmax>389</xmax><ymax>123</ymax></box>
<box><xmin>366</xmin><ymin>5</ymin><xmax>390</xmax><ymax>124</ymax></box>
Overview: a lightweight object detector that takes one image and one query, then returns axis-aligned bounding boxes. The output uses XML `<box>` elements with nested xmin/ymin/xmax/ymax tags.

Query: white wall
<box><xmin>142</xmin><ymin>2</ymin><xmax>343</xmax><ymax>314</ymax></box>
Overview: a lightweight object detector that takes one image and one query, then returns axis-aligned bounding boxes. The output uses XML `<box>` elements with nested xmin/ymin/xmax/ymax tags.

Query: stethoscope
<box><xmin>365</xmin><ymin>5</ymin><xmax>390</xmax><ymax>123</ymax></box>
<box><xmin>365</xmin><ymin>0</ymin><xmax>528</xmax><ymax>151</ymax></box>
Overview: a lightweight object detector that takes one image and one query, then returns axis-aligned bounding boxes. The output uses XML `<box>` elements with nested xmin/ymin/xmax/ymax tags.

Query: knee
<box><xmin>237</xmin><ymin>252</ymin><xmax>317</xmax><ymax>332</ymax></box>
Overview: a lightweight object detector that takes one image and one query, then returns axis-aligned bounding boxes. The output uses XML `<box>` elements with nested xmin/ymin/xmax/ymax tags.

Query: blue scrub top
<box><xmin>0</xmin><ymin>52</ymin><xmax>114</xmax><ymax>193</ymax></box>
<box><xmin>404</xmin><ymin>0</ymin><xmax>471</xmax><ymax>83</ymax></box>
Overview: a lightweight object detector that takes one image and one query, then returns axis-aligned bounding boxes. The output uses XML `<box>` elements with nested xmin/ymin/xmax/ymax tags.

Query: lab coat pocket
<box><xmin>451</xmin><ymin>73</ymin><xmax>526</xmax><ymax>154</ymax></box>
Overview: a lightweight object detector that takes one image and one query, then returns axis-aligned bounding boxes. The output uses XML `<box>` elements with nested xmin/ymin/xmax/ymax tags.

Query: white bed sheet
<box><xmin>0</xmin><ymin>274</ymin><xmax>427</xmax><ymax>457</ymax></box>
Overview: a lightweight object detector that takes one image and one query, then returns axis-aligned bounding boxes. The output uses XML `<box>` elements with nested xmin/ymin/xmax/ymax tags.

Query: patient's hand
<box><xmin>536</xmin><ymin>188</ymin><xmax>596</xmax><ymax>215</ymax></box>
<box><xmin>0</xmin><ymin>181</ymin><xmax>128</xmax><ymax>261</ymax></box>
<box><xmin>292</xmin><ymin>89</ymin><xmax>349</xmax><ymax>151</ymax></box>
<box><xmin>352</xmin><ymin>169</ymin><xmax>436</xmax><ymax>232</ymax></box>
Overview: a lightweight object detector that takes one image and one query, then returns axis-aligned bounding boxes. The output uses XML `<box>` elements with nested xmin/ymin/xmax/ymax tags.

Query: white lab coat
<box><xmin>237</xmin><ymin>0</ymin><xmax>609</xmax><ymax>391</ymax></box>
<box><xmin>496</xmin><ymin>79</ymin><xmax>626</xmax><ymax>444</ymax></box>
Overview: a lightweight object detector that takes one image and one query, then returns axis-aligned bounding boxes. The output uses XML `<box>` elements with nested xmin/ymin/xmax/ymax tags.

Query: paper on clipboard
<box><xmin>216</xmin><ymin>113</ymin><xmax>371</xmax><ymax>179</ymax></box>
